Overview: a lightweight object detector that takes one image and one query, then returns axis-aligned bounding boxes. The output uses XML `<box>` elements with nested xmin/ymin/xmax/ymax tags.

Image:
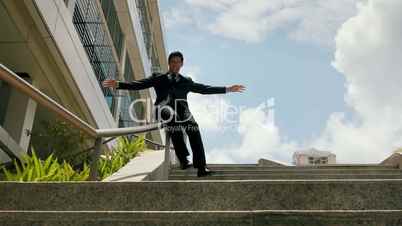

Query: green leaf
<box><xmin>27</xmin><ymin>168</ymin><xmax>34</xmax><ymax>181</ymax></box>
<box><xmin>3</xmin><ymin>167</ymin><xmax>14</xmax><ymax>181</ymax></box>
<box><xmin>14</xmin><ymin>159</ymin><xmax>22</xmax><ymax>179</ymax></box>
<box><xmin>32</xmin><ymin>151</ymin><xmax>42</xmax><ymax>179</ymax></box>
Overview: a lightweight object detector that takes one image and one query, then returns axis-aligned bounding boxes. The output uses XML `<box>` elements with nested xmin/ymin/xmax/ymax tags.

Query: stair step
<box><xmin>203</xmin><ymin>164</ymin><xmax>394</xmax><ymax>168</ymax></box>
<box><xmin>1</xmin><ymin>210</ymin><xmax>401</xmax><ymax>226</ymax></box>
<box><xmin>170</xmin><ymin>169</ymin><xmax>402</xmax><ymax>174</ymax></box>
<box><xmin>2</xmin><ymin>180</ymin><xmax>402</xmax><ymax>211</ymax></box>
<box><xmin>171</xmin><ymin>165</ymin><xmax>397</xmax><ymax>172</ymax></box>
<box><xmin>169</xmin><ymin>174</ymin><xmax>402</xmax><ymax>180</ymax></box>
<box><xmin>190</xmin><ymin>164</ymin><xmax>396</xmax><ymax>169</ymax></box>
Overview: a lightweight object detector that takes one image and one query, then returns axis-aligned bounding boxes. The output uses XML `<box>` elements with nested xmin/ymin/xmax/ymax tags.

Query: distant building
<box><xmin>293</xmin><ymin>148</ymin><xmax>336</xmax><ymax>166</ymax></box>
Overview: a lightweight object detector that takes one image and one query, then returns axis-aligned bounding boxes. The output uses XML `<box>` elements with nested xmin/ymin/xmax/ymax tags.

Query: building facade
<box><xmin>0</xmin><ymin>0</ymin><xmax>168</xmax><ymax>164</ymax></box>
<box><xmin>293</xmin><ymin>148</ymin><xmax>336</xmax><ymax>166</ymax></box>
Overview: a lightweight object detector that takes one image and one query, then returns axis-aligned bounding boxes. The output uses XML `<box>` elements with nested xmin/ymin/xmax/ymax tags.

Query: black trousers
<box><xmin>154</xmin><ymin>104</ymin><xmax>206</xmax><ymax>168</ymax></box>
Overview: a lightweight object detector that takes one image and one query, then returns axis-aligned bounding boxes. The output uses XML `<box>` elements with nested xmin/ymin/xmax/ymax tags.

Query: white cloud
<box><xmin>183</xmin><ymin>65</ymin><xmax>232</xmax><ymax>131</ymax></box>
<box><xmin>185</xmin><ymin>0</ymin><xmax>240</xmax><ymax>11</ymax></box>
<box><xmin>164</xmin><ymin>0</ymin><xmax>359</xmax><ymax>46</ymax></box>
<box><xmin>311</xmin><ymin>0</ymin><xmax>402</xmax><ymax>163</ymax></box>
<box><xmin>178</xmin><ymin>0</ymin><xmax>402</xmax><ymax>164</ymax></box>
<box><xmin>206</xmin><ymin>102</ymin><xmax>298</xmax><ymax>164</ymax></box>
<box><xmin>187</xmin><ymin>95</ymin><xmax>231</xmax><ymax>131</ymax></box>
<box><xmin>163</xmin><ymin>7</ymin><xmax>200</xmax><ymax>29</ymax></box>
<box><xmin>183</xmin><ymin>65</ymin><xmax>298</xmax><ymax>163</ymax></box>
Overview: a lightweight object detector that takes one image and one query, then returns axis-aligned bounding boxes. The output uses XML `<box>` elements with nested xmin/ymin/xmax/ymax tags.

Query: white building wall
<box><xmin>127</xmin><ymin>0</ymin><xmax>153</xmax><ymax>78</ymax></box>
<box><xmin>31</xmin><ymin>0</ymin><xmax>117</xmax><ymax>129</ymax></box>
<box><xmin>328</xmin><ymin>155</ymin><xmax>336</xmax><ymax>164</ymax></box>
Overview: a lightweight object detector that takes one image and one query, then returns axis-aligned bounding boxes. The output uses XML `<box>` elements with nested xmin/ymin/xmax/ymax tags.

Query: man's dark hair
<box><xmin>168</xmin><ymin>51</ymin><xmax>184</xmax><ymax>63</ymax></box>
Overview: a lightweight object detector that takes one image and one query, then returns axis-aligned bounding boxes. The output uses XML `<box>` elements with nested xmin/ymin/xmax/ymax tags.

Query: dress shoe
<box><xmin>180</xmin><ymin>162</ymin><xmax>193</xmax><ymax>170</ymax></box>
<box><xmin>197</xmin><ymin>167</ymin><xmax>215</xmax><ymax>177</ymax></box>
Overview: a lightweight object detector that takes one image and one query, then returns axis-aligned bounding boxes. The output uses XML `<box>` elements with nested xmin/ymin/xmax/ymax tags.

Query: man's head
<box><xmin>168</xmin><ymin>51</ymin><xmax>184</xmax><ymax>74</ymax></box>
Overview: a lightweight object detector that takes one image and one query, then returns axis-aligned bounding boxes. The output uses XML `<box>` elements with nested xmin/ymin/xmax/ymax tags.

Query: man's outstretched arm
<box><xmin>102</xmin><ymin>73</ymin><xmax>160</xmax><ymax>90</ymax></box>
<box><xmin>189</xmin><ymin>78</ymin><xmax>245</xmax><ymax>94</ymax></box>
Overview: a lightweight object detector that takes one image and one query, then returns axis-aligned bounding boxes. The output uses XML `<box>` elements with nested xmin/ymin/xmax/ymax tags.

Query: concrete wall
<box><xmin>30</xmin><ymin>0</ymin><xmax>117</xmax><ymax>129</ymax></box>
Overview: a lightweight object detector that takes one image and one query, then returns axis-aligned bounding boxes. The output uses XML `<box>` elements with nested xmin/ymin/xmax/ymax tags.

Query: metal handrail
<box><xmin>131</xmin><ymin>134</ymin><xmax>175</xmax><ymax>150</ymax></box>
<box><xmin>0</xmin><ymin>64</ymin><xmax>171</xmax><ymax>180</ymax></box>
<box><xmin>66</xmin><ymin>134</ymin><xmax>174</xmax><ymax>161</ymax></box>
<box><xmin>0</xmin><ymin>65</ymin><xmax>97</xmax><ymax>137</ymax></box>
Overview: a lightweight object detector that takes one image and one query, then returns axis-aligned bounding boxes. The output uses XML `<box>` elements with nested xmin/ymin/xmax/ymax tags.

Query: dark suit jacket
<box><xmin>116</xmin><ymin>72</ymin><xmax>226</xmax><ymax>119</ymax></box>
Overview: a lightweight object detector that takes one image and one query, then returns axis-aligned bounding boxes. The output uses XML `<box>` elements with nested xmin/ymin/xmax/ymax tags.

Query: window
<box><xmin>100</xmin><ymin>0</ymin><xmax>124</xmax><ymax>59</ymax></box>
<box><xmin>118</xmin><ymin>54</ymin><xmax>144</xmax><ymax>127</ymax></box>
<box><xmin>73</xmin><ymin>0</ymin><xmax>119</xmax><ymax>116</ymax></box>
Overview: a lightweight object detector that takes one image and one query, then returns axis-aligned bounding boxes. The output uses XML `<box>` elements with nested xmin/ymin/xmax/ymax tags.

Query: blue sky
<box><xmin>157</xmin><ymin>0</ymin><xmax>402</xmax><ymax>164</ymax></box>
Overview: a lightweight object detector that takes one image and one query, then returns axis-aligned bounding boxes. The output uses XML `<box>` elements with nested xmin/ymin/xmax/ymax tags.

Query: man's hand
<box><xmin>227</xmin><ymin>85</ymin><xmax>246</xmax><ymax>93</ymax></box>
<box><xmin>102</xmin><ymin>79</ymin><xmax>118</xmax><ymax>88</ymax></box>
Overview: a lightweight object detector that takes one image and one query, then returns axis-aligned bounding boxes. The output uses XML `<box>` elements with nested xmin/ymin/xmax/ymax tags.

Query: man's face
<box><xmin>168</xmin><ymin>56</ymin><xmax>183</xmax><ymax>74</ymax></box>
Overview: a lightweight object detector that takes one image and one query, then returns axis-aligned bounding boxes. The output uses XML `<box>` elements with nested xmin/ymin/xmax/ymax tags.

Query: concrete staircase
<box><xmin>1</xmin><ymin>164</ymin><xmax>402</xmax><ymax>225</ymax></box>
<box><xmin>169</xmin><ymin>164</ymin><xmax>402</xmax><ymax>180</ymax></box>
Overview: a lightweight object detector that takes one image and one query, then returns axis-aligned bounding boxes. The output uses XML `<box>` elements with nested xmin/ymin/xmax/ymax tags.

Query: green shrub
<box><xmin>98</xmin><ymin>135</ymin><xmax>145</xmax><ymax>180</ymax></box>
<box><xmin>30</xmin><ymin>119</ymin><xmax>90</xmax><ymax>166</ymax></box>
<box><xmin>1</xmin><ymin>149</ymin><xmax>89</xmax><ymax>182</ymax></box>
<box><xmin>1</xmin><ymin>135</ymin><xmax>146</xmax><ymax>182</ymax></box>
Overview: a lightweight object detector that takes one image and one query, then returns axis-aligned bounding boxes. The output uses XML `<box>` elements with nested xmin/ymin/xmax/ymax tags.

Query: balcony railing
<box><xmin>100</xmin><ymin>0</ymin><xmax>124</xmax><ymax>59</ymax></box>
<box><xmin>118</xmin><ymin>52</ymin><xmax>145</xmax><ymax>128</ymax></box>
<box><xmin>72</xmin><ymin>0</ymin><xmax>120</xmax><ymax>116</ymax></box>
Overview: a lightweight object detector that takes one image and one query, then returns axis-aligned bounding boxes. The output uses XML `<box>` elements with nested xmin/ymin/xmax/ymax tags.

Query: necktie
<box><xmin>169</xmin><ymin>73</ymin><xmax>180</xmax><ymax>84</ymax></box>
<box><xmin>166</xmin><ymin>73</ymin><xmax>178</xmax><ymax>106</ymax></box>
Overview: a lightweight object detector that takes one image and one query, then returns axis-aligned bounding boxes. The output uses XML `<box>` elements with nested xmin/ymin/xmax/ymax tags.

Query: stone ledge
<box><xmin>2</xmin><ymin>179</ymin><xmax>402</xmax><ymax>211</ymax></box>
<box><xmin>258</xmin><ymin>158</ymin><xmax>287</xmax><ymax>167</ymax></box>
<box><xmin>103</xmin><ymin>150</ymin><xmax>167</xmax><ymax>182</ymax></box>
<box><xmin>1</xmin><ymin>210</ymin><xmax>401</xmax><ymax>226</ymax></box>
<box><xmin>381</xmin><ymin>152</ymin><xmax>402</xmax><ymax>169</ymax></box>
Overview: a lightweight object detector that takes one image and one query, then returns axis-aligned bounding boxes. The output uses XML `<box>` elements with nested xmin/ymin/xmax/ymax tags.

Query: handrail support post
<box><xmin>163</xmin><ymin>131</ymin><xmax>171</xmax><ymax>180</ymax></box>
<box><xmin>89</xmin><ymin>137</ymin><xmax>103</xmax><ymax>181</ymax></box>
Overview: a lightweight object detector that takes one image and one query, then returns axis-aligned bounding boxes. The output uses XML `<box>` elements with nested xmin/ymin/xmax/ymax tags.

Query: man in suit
<box><xmin>102</xmin><ymin>51</ymin><xmax>245</xmax><ymax>177</ymax></box>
